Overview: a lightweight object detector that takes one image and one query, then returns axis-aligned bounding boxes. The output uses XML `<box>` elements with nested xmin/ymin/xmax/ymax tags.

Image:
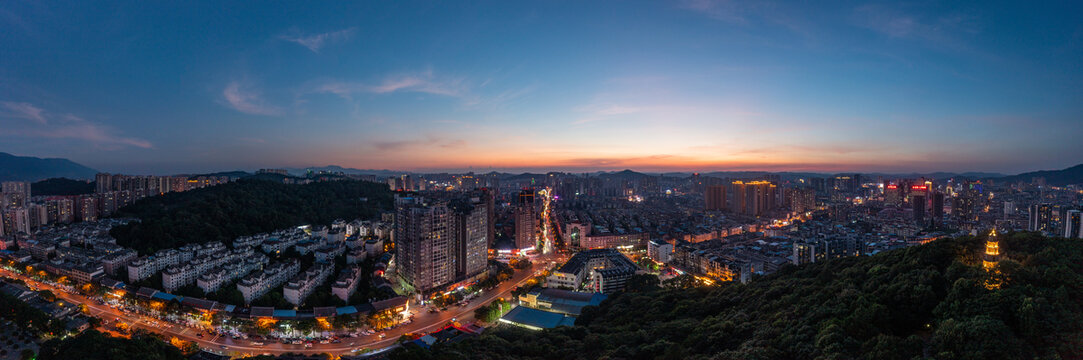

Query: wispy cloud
<box><xmin>852</xmin><ymin>5</ymin><xmax>982</xmax><ymax>51</ymax></box>
<box><xmin>1</xmin><ymin>101</ymin><xmax>47</xmax><ymax>124</ymax></box>
<box><xmin>572</xmin><ymin>101</ymin><xmax>764</xmax><ymax>125</ymax></box>
<box><xmin>678</xmin><ymin>1</ymin><xmax>818</xmax><ymax>42</ymax></box>
<box><xmin>280</xmin><ymin>27</ymin><xmax>357</xmax><ymax>53</ymax></box>
<box><xmin>0</xmin><ymin>101</ymin><xmax>152</xmax><ymax>149</ymax></box>
<box><xmin>560</xmin><ymin>155</ymin><xmax>679</xmax><ymax>168</ymax></box>
<box><xmin>596</xmin><ymin>105</ymin><xmax>644</xmax><ymax>116</ymax></box>
<box><xmin>314</xmin><ymin>69</ymin><xmax>472</xmax><ymax>100</ymax></box>
<box><xmin>679</xmin><ymin>0</ymin><xmax>749</xmax><ymax>24</ymax></box>
<box><xmin>571</xmin><ymin>103</ymin><xmax>646</xmax><ymax>124</ymax></box>
<box><xmin>369</xmin><ymin>135</ymin><xmax>467</xmax><ymax>152</ymax></box>
<box><xmin>30</xmin><ymin>121</ymin><xmax>153</xmax><ymax>149</ymax></box>
<box><xmin>222</xmin><ymin>81</ymin><xmax>282</xmax><ymax>116</ymax></box>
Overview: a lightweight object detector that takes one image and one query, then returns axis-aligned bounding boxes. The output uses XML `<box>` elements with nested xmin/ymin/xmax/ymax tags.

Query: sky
<box><xmin>1</xmin><ymin>1</ymin><xmax>1081</xmax><ymax>175</ymax></box>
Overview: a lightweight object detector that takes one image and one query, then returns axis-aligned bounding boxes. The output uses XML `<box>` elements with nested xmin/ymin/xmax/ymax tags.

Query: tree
<box><xmin>110</xmin><ymin>179</ymin><xmax>394</xmax><ymax>253</ymax></box>
<box><xmin>367</xmin><ymin>311</ymin><xmax>397</xmax><ymax>330</ymax></box>
<box><xmin>661</xmin><ymin>274</ymin><xmax>697</xmax><ymax>289</ymax></box>
<box><xmin>0</xmin><ymin>289</ymin><xmax>55</xmax><ymax>335</ymax></box>
<box><xmin>623</xmin><ymin>274</ymin><xmax>660</xmax><ymax>292</ymax></box>
<box><xmin>387</xmin><ymin>234</ymin><xmax>1083</xmax><ymax>360</ymax></box>
<box><xmin>332</xmin><ymin>315</ymin><xmax>360</xmax><ymax>330</ymax></box>
<box><xmin>30</xmin><ymin>178</ymin><xmax>94</xmax><ymax>196</ymax></box>
<box><xmin>511</xmin><ymin>259</ymin><xmax>532</xmax><ymax>270</ymax></box>
<box><xmin>293</xmin><ymin>319</ymin><xmax>317</xmax><ymax>336</ymax></box>
<box><xmin>38</xmin><ymin>330</ymin><xmax>185</xmax><ymax>360</ymax></box>
<box><xmin>180</xmin><ymin>341</ymin><xmax>200</xmax><ymax>356</ymax></box>
<box><xmin>473</xmin><ymin>307</ymin><xmax>491</xmax><ymax>323</ymax></box>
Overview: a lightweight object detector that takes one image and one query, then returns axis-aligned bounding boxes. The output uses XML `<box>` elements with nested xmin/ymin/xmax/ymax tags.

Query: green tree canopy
<box><xmin>38</xmin><ymin>330</ymin><xmax>185</xmax><ymax>360</ymax></box>
<box><xmin>390</xmin><ymin>233</ymin><xmax>1083</xmax><ymax>360</ymax></box>
<box><xmin>111</xmin><ymin>179</ymin><xmax>394</xmax><ymax>253</ymax></box>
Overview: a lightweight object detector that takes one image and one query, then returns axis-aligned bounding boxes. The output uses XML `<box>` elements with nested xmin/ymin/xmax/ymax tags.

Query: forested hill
<box><xmin>110</xmin><ymin>179</ymin><xmax>394</xmax><ymax>254</ymax></box>
<box><xmin>393</xmin><ymin>233</ymin><xmax>1083</xmax><ymax>360</ymax></box>
<box><xmin>31</xmin><ymin>177</ymin><xmax>94</xmax><ymax>196</ymax></box>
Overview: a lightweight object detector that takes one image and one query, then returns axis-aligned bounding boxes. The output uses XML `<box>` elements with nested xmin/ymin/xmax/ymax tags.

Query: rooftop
<box><xmin>499</xmin><ymin>306</ymin><xmax>577</xmax><ymax>330</ymax></box>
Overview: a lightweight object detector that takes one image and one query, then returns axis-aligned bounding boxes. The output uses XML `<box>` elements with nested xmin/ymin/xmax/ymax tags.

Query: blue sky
<box><xmin>1</xmin><ymin>0</ymin><xmax>1080</xmax><ymax>174</ymax></box>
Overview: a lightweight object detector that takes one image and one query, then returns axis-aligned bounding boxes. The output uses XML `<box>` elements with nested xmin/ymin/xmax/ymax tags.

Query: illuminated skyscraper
<box><xmin>77</xmin><ymin>195</ymin><xmax>99</xmax><ymax>222</ymax></box>
<box><xmin>705</xmin><ymin>185</ymin><xmax>726</xmax><ymax>211</ymax></box>
<box><xmin>732</xmin><ymin>181</ymin><xmax>777</xmax><ymax>216</ymax></box>
<box><xmin>481</xmin><ymin>188</ymin><xmax>497</xmax><ymax>247</ymax></box>
<box><xmin>457</xmin><ymin>174</ymin><xmax>479</xmax><ymax>190</ymax></box>
<box><xmin>515</xmin><ymin>189</ymin><xmax>537</xmax><ymax>251</ymax></box>
<box><xmin>394</xmin><ymin>196</ymin><xmax>452</xmax><ymax>293</ymax></box>
<box><xmin>1029</xmin><ymin>203</ymin><xmax>1052</xmax><ymax>233</ymax></box>
<box><xmin>1</xmin><ymin>208</ymin><xmax>30</xmax><ymax>235</ymax></box>
<box><xmin>691</xmin><ymin>173</ymin><xmax>702</xmax><ymax>194</ymax></box>
<box><xmin>884</xmin><ymin>184</ymin><xmax>901</xmax><ymax>205</ymax></box>
<box><xmin>1064</xmin><ymin>210</ymin><xmax>1082</xmax><ymax>239</ymax></box>
<box><xmin>790</xmin><ymin>188</ymin><xmax>817</xmax><ymax>213</ymax></box>
<box><xmin>448</xmin><ymin>198</ymin><xmax>490</xmax><ymax>280</ymax></box>
<box><xmin>394</xmin><ymin>194</ymin><xmax>491</xmax><ymax>294</ymax></box>
<box><xmin>1</xmin><ymin>181</ymin><xmax>31</xmax><ymax>201</ymax></box>
<box><xmin>912</xmin><ymin>194</ymin><xmax>926</xmax><ymax>223</ymax></box>
<box><xmin>931</xmin><ymin>192</ymin><xmax>945</xmax><ymax>222</ymax></box>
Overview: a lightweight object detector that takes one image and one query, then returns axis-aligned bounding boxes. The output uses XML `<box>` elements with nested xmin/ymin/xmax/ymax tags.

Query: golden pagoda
<box><xmin>982</xmin><ymin>229</ymin><xmax>1000</xmax><ymax>270</ymax></box>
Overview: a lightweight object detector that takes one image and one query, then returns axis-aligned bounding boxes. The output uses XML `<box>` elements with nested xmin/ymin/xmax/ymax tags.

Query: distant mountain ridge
<box><xmin>994</xmin><ymin>163</ymin><xmax>1083</xmax><ymax>186</ymax></box>
<box><xmin>0</xmin><ymin>152</ymin><xmax>98</xmax><ymax>182</ymax></box>
<box><xmin>3</xmin><ymin>154</ymin><xmax>1080</xmax><ymax>186</ymax></box>
<box><xmin>187</xmin><ymin>171</ymin><xmax>251</xmax><ymax>179</ymax></box>
<box><xmin>596</xmin><ymin>169</ymin><xmax>652</xmax><ymax>180</ymax></box>
<box><xmin>285</xmin><ymin>165</ymin><xmax>402</xmax><ymax>177</ymax></box>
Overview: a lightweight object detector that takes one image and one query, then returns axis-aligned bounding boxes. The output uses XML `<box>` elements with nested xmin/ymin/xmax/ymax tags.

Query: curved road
<box><xmin>2</xmin><ymin>255</ymin><xmax>558</xmax><ymax>357</ymax></box>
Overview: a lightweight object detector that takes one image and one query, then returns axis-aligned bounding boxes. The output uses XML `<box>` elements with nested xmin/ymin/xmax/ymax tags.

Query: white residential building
<box><xmin>331</xmin><ymin>264</ymin><xmax>364</xmax><ymax>302</ymax></box>
<box><xmin>346</xmin><ymin>248</ymin><xmax>367</xmax><ymax>265</ymax></box>
<box><xmin>127</xmin><ymin>256</ymin><xmax>159</xmax><ymax>283</ymax></box>
<box><xmin>197</xmin><ymin>255</ymin><xmax>268</xmax><ymax>294</ymax></box>
<box><xmin>344</xmin><ymin>235</ymin><xmax>364</xmax><ymax>249</ymax></box>
<box><xmin>237</xmin><ymin>260</ymin><xmax>300</xmax><ymax>304</ymax></box>
<box><xmin>648</xmin><ymin>239</ymin><xmax>674</xmax><ymax>264</ymax></box>
<box><xmin>233</xmin><ymin>234</ymin><xmax>265</xmax><ymax>249</ymax></box>
<box><xmin>283</xmin><ymin>263</ymin><xmax>334</xmax><ymax>306</ymax></box>
<box><xmin>162</xmin><ymin>264</ymin><xmax>197</xmax><ymax>292</ymax></box>
<box><xmin>364</xmin><ymin>238</ymin><xmax>384</xmax><ymax>257</ymax></box>
<box><xmin>314</xmin><ymin>243</ymin><xmax>346</xmax><ymax>263</ymax></box>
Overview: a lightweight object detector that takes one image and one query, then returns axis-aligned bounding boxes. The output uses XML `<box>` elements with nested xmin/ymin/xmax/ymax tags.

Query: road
<box><xmin>1</xmin><ymin>255</ymin><xmax>558</xmax><ymax>357</ymax></box>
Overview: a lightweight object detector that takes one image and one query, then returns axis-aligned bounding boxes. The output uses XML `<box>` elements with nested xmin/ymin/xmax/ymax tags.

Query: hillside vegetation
<box><xmin>38</xmin><ymin>330</ymin><xmax>185</xmax><ymax>360</ymax></box>
<box><xmin>31</xmin><ymin>177</ymin><xmax>95</xmax><ymax>196</ymax></box>
<box><xmin>393</xmin><ymin>233</ymin><xmax>1082</xmax><ymax>360</ymax></box>
<box><xmin>995</xmin><ymin>163</ymin><xmax>1083</xmax><ymax>186</ymax></box>
<box><xmin>110</xmin><ymin>179</ymin><xmax>394</xmax><ymax>253</ymax></box>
